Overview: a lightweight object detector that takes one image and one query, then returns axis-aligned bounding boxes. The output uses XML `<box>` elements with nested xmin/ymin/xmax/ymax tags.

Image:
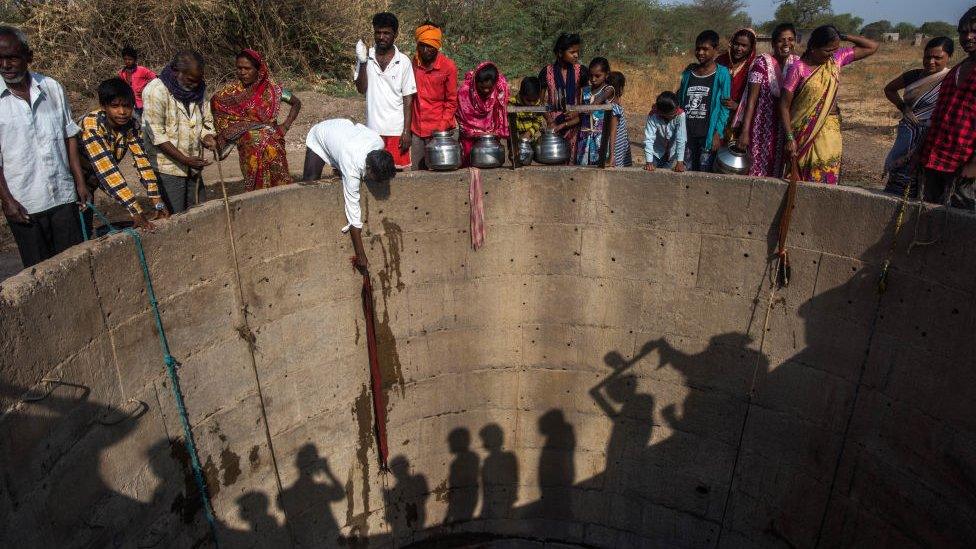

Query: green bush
<box><xmin>392</xmin><ymin>0</ymin><xmax>751</xmax><ymax>79</ymax></box>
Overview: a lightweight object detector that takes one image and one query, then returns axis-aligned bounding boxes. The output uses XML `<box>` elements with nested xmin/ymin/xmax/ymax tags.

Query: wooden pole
<box><xmin>507</xmin><ymin>112</ymin><xmax>519</xmax><ymax>170</ymax></box>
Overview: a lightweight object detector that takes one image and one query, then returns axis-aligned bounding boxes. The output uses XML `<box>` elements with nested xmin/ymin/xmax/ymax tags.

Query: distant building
<box><xmin>913</xmin><ymin>33</ymin><xmax>932</xmax><ymax>46</ymax></box>
<box><xmin>882</xmin><ymin>32</ymin><xmax>900</xmax><ymax>42</ymax></box>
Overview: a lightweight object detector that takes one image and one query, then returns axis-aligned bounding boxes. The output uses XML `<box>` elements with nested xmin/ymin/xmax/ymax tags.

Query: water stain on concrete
<box><xmin>433</xmin><ymin>479</ymin><xmax>449</xmax><ymax>502</ymax></box>
<box><xmin>220</xmin><ymin>447</ymin><xmax>241</xmax><ymax>486</ymax></box>
<box><xmin>248</xmin><ymin>445</ymin><xmax>261</xmax><ymax>471</ymax></box>
<box><xmin>202</xmin><ymin>455</ymin><xmax>221</xmax><ymax>499</ymax></box>
<box><xmin>375</xmin><ymin>310</ymin><xmax>405</xmax><ymax>400</ymax></box>
<box><xmin>366</xmin><ymin>218</ymin><xmax>406</xmax><ymax>401</ymax></box>
<box><xmin>376</xmin><ymin>218</ymin><xmax>406</xmax><ymax>298</ymax></box>
<box><xmin>344</xmin><ymin>385</ymin><xmax>374</xmax><ymax>540</ymax></box>
<box><xmin>168</xmin><ymin>439</ymin><xmax>203</xmax><ymax>525</ymax></box>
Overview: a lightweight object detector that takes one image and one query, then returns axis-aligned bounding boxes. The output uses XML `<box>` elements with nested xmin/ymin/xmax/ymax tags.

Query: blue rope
<box><xmin>78</xmin><ymin>207</ymin><xmax>89</xmax><ymax>241</ymax></box>
<box><xmin>82</xmin><ymin>203</ymin><xmax>220</xmax><ymax>546</ymax></box>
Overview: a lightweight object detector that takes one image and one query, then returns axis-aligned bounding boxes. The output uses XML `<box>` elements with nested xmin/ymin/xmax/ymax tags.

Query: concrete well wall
<box><xmin>1</xmin><ymin>168</ymin><xmax>975</xmax><ymax>548</ymax></box>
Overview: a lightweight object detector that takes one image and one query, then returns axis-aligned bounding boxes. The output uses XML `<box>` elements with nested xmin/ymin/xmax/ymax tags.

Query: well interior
<box><xmin>1</xmin><ymin>168</ymin><xmax>974</xmax><ymax>548</ymax></box>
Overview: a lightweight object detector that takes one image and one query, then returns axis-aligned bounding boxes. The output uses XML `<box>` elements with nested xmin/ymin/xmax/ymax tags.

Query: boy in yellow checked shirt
<box><xmin>509</xmin><ymin>76</ymin><xmax>547</xmax><ymax>140</ymax></box>
<box><xmin>79</xmin><ymin>77</ymin><xmax>169</xmax><ymax>231</ymax></box>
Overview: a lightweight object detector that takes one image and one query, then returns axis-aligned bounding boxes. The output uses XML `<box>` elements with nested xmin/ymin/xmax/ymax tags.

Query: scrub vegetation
<box><xmin>1</xmin><ymin>0</ymin><xmax>753</xmax><ymax>94</ymax></box>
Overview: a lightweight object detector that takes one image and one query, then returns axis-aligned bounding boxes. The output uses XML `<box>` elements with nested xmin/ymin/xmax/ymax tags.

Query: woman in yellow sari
<box><xmin>778</xmin><ymin>26</ymin><xmax>877</xmax><ymax>184</ymax></box>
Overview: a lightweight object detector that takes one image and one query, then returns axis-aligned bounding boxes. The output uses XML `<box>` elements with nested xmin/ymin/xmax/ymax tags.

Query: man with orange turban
<box><xmin>410</xmin><ymin>22</ymin><xmax>459</xmax><ymax>170</ymax></box>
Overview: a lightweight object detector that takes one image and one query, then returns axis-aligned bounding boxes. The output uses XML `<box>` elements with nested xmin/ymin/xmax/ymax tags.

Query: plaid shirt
<box><xmin>80</xmin><ymin>110</ymin><xmax>160</xmax><ymax>215</ymax></box>
<box><xmin>922</xmin><ymin>63</ymin><xmax>976</xmax><ymax>174</ymax></box>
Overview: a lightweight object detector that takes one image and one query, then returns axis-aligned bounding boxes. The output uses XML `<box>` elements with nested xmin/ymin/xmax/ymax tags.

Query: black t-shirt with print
<box><xmin>685</xmin><ymin>71</ymin><xmax>716</xmax><ymax>138</ymax></box>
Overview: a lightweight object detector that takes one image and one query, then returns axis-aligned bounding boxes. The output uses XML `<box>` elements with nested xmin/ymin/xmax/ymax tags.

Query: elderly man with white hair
<box><xmin>0</xmin><ymin>25</ymin><xmax>90</xmax><ymax>268</ymax></box>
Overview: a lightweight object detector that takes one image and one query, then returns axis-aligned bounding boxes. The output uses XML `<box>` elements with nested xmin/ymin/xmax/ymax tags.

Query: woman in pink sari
<box><xmin>456</xmin><ymin>61</ymin><xmax>510</xmax><ymax>167</ymax></box>
<box><xmin>736</xmin><ymin>23</ymin><xmax>800</xmax><ymax>177</ymax></box>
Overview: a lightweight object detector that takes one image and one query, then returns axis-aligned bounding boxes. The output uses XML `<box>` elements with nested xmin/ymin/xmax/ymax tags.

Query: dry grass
<box><xmin>6</xmin><ymin>0</ymin><xmax>384</xmax><ymax>95</ymax></box>
<box><xmin>838</xmin><ymin>43</ymin><xmax>921</xmax><ymax>130</ymax></box>
<box><xmin>614</xmin><ymin>55</ymin><xmax>694</xmax><ymax>119</ymax></box>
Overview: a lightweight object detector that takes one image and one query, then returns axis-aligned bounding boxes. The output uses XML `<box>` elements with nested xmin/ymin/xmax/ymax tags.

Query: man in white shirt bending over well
<box><xmin>303</xmin><ymin>119</ymin><xmax>396</xmax><ymax>274</ymax></box>
<box><xmin>355</xmin><ymin>12</ymin><xmax>417</xmax><ymax>170</ymax></box>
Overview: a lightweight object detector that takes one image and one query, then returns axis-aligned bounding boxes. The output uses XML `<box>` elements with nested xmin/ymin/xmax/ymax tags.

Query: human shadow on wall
<box><xmin>479</xmin><ymin>424</ymin><xmax>519</xmax><ymax>520</ymax></box>
<box><xmin>221</xmin><ymin>491</ymin><xmax>291</xmax><ymax>548</ymax></box>
<box><xmin>534</xmin><ymin>409</ymin><xmax>577</xmax><ymax>520</ymax></box>
<box><xmin>591</xmin><ymin>342</ymin><xmax>657</xmax><ymax>495</ymax></box>
<box><xmin>0</xmin><ymin>382</ymin><xmax>182</xmax><ymax>547</ymax></box>
<box><xmin>278</xmin><ymin>443</ymin><xmax>346</xmax><ymax>547</ymax></box>
<box><xmin>384</xmin><ymin>455</ymin><xmax>430</xmax><ymax>534</ymax></box>
<box><xmin>443</xmin><ymin>427</ymin><xmax>480</xmax><ymax>525</ymax></box>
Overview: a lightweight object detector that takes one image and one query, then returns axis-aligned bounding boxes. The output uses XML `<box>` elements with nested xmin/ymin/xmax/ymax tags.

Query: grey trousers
<box><xmin>158</xmin><ymin>172</ymin><xmax>203</xmax><ymax>214</ymax></box>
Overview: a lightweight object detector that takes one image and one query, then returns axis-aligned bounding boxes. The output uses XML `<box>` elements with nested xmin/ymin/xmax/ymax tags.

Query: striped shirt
<box><xmin>80</xmin><ymin>110</ymin><xmax>160</xmax><ymax>215</ymax></box>
<box><xmin>612</xmin><ymin>104</ymin><xmax>632</xmax><ymax>167</ymax></box>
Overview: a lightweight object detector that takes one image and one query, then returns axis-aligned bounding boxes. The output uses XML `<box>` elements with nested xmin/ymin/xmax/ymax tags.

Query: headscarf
<box><xmin>456</xmin><ymin>61</ymin><xmax>510</xmax><ymax>138</ymax></box>
<box><xmin>415</xmin><ymin>24</ymin><xmax>443</xmax><ymax>50</ymax></box>
<box><xmin>211</xmin><ymin>49</ymin><xmax>284</xmax><ymax>142</ymax></box>
<box><xmin>718</xmin><ymin>28</ymin><xmax>758</xmax><ymax>102</ymax></box>
<box><xmin>159</xmin><ymin>62</ymin><xmax>207</xmax><ymax>109</ymax></box>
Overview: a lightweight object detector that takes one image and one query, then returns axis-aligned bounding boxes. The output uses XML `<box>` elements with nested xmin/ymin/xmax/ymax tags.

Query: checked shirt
<box><xmin>80</xmin><ymin>110</ymin><xmax>161</xmax><ymax>215</ymax></box>
<box><xmin>922</xmin><ymin>62</ymin><xmax>976</xmax><ymax>174</ymax></box>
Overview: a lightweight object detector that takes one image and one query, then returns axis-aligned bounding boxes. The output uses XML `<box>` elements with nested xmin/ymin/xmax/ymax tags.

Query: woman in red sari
<box><xmin>718</xmin><ymin>28</ymin><xmax>757</xmax><ymax>137</ymax></box>
<box><xmin>212</xmin><ymin>49</ymin><xmax>302</xmax><ymax>191</ymax></box>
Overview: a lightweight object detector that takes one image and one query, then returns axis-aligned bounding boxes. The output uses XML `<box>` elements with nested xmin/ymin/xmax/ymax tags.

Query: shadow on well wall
<box><xmin>1</xmin><ymin>200</ymin><xmax>974</xmax><ymax>548</ymax></box>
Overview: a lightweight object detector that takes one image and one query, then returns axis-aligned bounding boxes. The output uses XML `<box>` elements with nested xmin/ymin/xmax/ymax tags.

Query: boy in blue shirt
<box><xmin>643</xmin><ymin>91</ymin><xmax>687</xmax><ymax>172</ymax></box>
<box><xmin>677</xmin><ymin>30</ymin><xmax>731</xmax><ymax>171</ymax></box>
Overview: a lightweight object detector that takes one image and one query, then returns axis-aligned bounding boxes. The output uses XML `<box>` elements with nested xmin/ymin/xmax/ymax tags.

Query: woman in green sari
<box><xmin>778</xmin><ymin>26</ymin><xmax>877</xmax><ymax>183</ymax></box>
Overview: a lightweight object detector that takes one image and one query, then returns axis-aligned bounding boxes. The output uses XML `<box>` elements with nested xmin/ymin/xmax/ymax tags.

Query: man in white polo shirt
<box><xmin>355</xmin><ymin>12</ymin><xmax>417</xmax><ymax>170</ymax></box>
<box><xmin>303</xmin><ymin>118</ymin><xmax>396</xmax><ymax>273</ymax></box>
<box><xmin>0</xmin><ymin>26</ymin><xmax>90</xmax><ymax>268</ymax></box>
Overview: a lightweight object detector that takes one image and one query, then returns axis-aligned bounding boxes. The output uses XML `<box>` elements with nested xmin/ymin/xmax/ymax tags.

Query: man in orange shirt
<box><xmin>409</xmin><ymin>23</ymin><xmax>458</xmax><ymax>170</ymax></box>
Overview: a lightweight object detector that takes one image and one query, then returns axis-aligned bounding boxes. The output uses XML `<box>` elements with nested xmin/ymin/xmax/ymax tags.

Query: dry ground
<box><xmin>0</xmin><ymin>44</ymin><xmax>920</xmax><ymax>281</ymax></box>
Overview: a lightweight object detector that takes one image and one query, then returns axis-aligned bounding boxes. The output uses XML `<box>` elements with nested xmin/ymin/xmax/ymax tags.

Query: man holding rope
<box><xmin>302</xmin><ymin>118</ymin><xmax>396</xmax><ymax>272</ymax></box>
<box><xmin>79</xmin><ymin>78</ymin><xmax>168</xmax><ymax>232</ymax></box>
<box><xmin>141</xmin><ymin>51</ymin><xmax>217</xmax><ymax>213</ymax></box>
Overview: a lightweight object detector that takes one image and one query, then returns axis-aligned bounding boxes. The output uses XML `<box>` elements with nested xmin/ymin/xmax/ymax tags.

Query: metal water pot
<box><xmin>469</xmin><ymin>134</ymin><xmax>505</xmax><ymax>168</ymax></box>
<box><xmin>533</xmin><ymin>129</ymin><xmax>571</xmax><ymax>164</ymax></box>
<box><xmin>424</xmin><ymin>130</ymin><xmax>461</xmax><ymax>171</ymax></box>
<box><xmin>714</xmin><ymin>145</ymin><xmax>751</xmax><ymax>175</ymax></box>
<box><xmin>516</xmin><ymin>137</ymin><xmax>534</xmax><ymax>165</ymax></box>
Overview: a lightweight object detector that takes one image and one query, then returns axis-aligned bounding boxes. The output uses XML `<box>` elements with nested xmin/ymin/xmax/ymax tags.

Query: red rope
<box><xmin>360</xmin><ymin>272</ymin><xmax>390</xmax><ymax>469</ymax></box>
